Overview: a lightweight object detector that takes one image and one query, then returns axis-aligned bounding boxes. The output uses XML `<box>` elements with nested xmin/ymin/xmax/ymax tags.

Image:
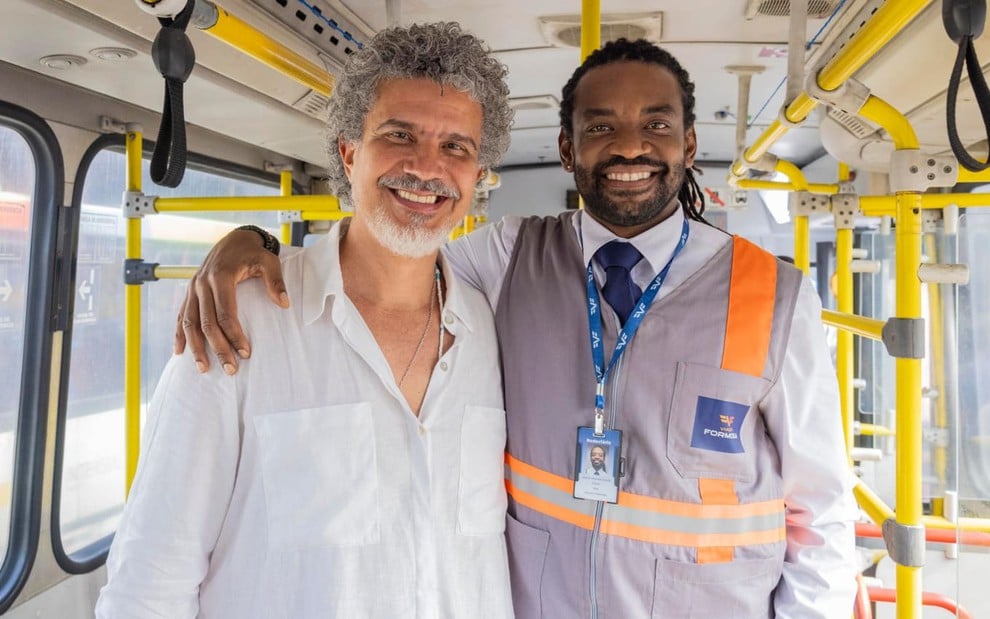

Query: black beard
<box><xmin>574</xmin><ymin>155</ymin><xmax>685</xmax><ymax>228</ymax></box>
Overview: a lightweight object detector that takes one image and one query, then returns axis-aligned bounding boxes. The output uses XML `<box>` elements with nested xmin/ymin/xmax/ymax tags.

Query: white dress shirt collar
<box><xmin>577</xmin><ymin>206</ymin><xmax>687</xmax><ymax>278</ymax></box>
<box><xmin>301</xmin><ymin>220</ymin><xmax>474</xmax><ymax>333</ymax></box>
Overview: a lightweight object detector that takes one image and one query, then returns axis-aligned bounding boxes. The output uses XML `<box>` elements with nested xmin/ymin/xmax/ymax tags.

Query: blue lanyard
<box><xmin>585</xmin><ymin>218</ymin><xmax>689</xmax><ymax>433</ymax></box>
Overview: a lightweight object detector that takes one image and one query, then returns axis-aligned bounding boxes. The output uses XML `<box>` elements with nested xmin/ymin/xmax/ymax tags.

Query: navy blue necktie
<box><xmin>594</xmin><ymin>241</ymin><xmax>643</xmax><ymax>325</ymax></box>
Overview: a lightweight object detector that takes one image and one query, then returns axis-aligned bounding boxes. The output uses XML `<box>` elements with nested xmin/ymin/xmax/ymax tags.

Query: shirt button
<box><xmin>444</xmin><ymin>314</ymin><xmax>454</xmax><ymax>325</ymax></box>
<box><xmin>418</xmin><ymin>424</ymin><xmax>426</xmax><ymax>436</ymax></box>
<box><xmin>439</xmin><ymin>361</ymin><xmax>449</xmax><ymax>371</ymax></box>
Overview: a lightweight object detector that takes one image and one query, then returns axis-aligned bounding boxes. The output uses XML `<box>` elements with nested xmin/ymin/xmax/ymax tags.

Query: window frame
<box><xmin>0</xmin><ymin>100</ymin><xmax>64</xmax><ymax>614</ymax></box>
<box><xmin>51</xmin><ymin>133</ymin><xmax>288</xmax><ymax>573</ymax></box>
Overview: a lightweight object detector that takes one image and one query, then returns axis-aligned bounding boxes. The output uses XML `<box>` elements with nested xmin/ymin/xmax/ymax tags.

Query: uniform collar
<box><xmin>578</xmin><ymin>206</ymin><xmax>687</xmax><ymax>274</ymax></box>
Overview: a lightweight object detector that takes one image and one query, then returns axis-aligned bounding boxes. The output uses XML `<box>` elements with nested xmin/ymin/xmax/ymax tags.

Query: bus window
<box><xmin>55</xmin><ymin>142</ymin><xmax>280</xmax><ymax>562</ymax></box>
<box><xmin>0</xmin><ymin>125</ymin><xmax>35</xmax><ymax>568</ymax></box>
<box><xmin>959</xmin><ymin>197</ymin><xmax>990</xmax><ymax>500</ymax></box>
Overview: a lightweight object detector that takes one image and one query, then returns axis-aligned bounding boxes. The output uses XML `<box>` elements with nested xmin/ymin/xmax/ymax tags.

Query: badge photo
<box><xmin>573</xmin><ymin>426</ymin><xmax>621</xmax><ymax>503</ymax></box>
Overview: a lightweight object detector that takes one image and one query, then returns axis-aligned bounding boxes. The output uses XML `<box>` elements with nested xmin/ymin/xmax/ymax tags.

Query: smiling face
<box><xmin>341</xmin><ymin>77</ymin><xmax>485</xmax><ymax>257</ymax></box>
<box><xmin>590</xmin><ymin>446</ymin><xmax>606</xmax><ymax>470</ymax></box>
<box><xmin>559</xmin><ymin>61</ymin><xmax>697</xmax><ymax>238</ymax></box>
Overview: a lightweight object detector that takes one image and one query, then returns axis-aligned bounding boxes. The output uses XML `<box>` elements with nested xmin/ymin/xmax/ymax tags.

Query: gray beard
<box><xmin>365</xmin><ymin>203</ymin><xmax>454</xmax><ymax>258</ymax></box>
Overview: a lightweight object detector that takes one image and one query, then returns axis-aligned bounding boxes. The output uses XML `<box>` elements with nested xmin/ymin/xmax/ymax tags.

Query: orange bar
<box><xmin>867</xmin><ymin>587</ymin><xmax>973</xmax><ymax>619</ymax></box>
<box><xmin>856</xmin><ymin>522</ymin><xmax>990</xmax><ymax>547</ymax></box>
<box><xmin>721</xmin><ymin>237</ymin><xmax>776</xmax><ymax>376</ymax></box>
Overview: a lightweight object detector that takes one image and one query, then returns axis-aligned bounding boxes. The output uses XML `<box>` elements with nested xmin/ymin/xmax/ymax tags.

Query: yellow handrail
<box><xmin>580</xmin><ymin>0</ymin><xmax>600</xmax><ymax>61</ymax></box>
<box><xmin>858</xmin><ymin>423</ymin><xmax>896</xmax><ymax>437</ymax></box>
<box><xmin>836</xmin><ymin>162</ymin><xmax>854</xmax><ymax>458</ymax></box>
<box><xmin>205</xmin><ymin>5</ymin><xmax>333</xmax><ymax>96</ymax></box>
<box><xmin>280</xmin><ymin>169</ymin><xmax>292</xmax><ymax>245</ymax></box>
<box><xmin>860</xmin><ymin>93</ymin><xmax>924</xmax><ymax>619</ymax></box>
<box><xmin>731</xmin><ymin>1</ymin><xmax>932</xmax><ymax>176</ymax></box>
<box><xmin>732</xmin><ymin>179</ymin><xmax>838</xmax><ymax>194</ymax></box>
<box><xmin>124</xmin><ymin>129</ymin><xmax>143</xmax><ymax>496</ymax></box>
<box><xmin>154</xmin><ymin>194</ymin><xmax>341</xmax><ymax>212</ymax></box>
<box><xmin>821</xmin><ymin>310</ymin><xmax>885</xmax><ymax>341</ymax></box>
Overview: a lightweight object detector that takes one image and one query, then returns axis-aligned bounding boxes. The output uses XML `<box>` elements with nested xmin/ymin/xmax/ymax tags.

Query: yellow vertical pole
<box><xmin>280</xmin><ymin>169</ymin><xmax>292</xmax><ymax>245</ymax></box>
<box><xmin>860</xmin><ymin>94</ymin><xmax>923</xmax><ymax>619</ymax></box>
<box><xmin>894</xmin><ymin>187</ymin><xmax>923</xmax><ymax>619</ymax></box>
<box><xmin>580</xmin><ymin>0</ymin><xmax>601</xmax><ymax>61</ymax></box>
<box><xmin>124</xmin><ymin>129</ymin><xmax>143</xmax><ymax>495</ymax></box>
<box><xmin>836</xmin><ymin>164</ymin><xmax>855</xmax><ymax>460</ymax></box>
<box><xmin>794</xmin><ymin>215</ymin><xmax>810</xmax><ymax>275</ymax></box>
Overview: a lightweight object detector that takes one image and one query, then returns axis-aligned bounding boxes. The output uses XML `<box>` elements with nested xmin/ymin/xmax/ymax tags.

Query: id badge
<box><xmin>573</xmin><ymin>426</ymin><xmax>622</xmax><ymax>503</ymax></box>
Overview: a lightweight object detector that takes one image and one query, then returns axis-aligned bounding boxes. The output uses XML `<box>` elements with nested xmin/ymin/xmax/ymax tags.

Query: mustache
<box><xmin>379</xmin><ymin>174</ymin><xmax>461</xmax><ymax>200</ymax></box>
<box><xmin>593</xmin><ymin>156</ymin><xmax>668</xmax><ymax>176</ymax></box>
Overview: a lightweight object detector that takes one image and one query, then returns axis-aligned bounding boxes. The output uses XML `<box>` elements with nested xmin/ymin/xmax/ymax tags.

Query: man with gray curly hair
<box><xmin>96</xmin><ymin>22</ymin><xmax>514</xmax><ymax>618</ymax></box>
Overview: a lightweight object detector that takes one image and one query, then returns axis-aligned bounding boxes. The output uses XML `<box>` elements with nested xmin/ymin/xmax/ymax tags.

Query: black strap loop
<box><xmin>150</xmin><ymin>0</ymin><xmax>196</xmax><ymax>187</ymax></box>
<box><xmin>944</xmin><ymin>0</ymin><xmax>990</xmax><ymax>172</ymax></box>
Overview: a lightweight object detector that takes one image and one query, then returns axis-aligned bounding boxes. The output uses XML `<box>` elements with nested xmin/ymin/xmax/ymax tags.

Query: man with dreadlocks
<box><xmin>176</xmin><ymin>38</ymin><xmax>857</xmax><ymax>618</ymax></box>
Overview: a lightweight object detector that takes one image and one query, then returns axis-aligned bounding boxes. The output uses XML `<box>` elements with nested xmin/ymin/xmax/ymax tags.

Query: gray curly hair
<box><xmin>324</xmin><ymin>22</ymin><xmax>513</xmax><ymax>205</ymax></box>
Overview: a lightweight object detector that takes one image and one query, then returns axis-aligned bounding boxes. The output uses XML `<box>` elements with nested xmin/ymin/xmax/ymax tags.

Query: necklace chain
<box><xmin>397</xmin><ymin>268</ymin><xmax>443</xmax><ymax>388</ymax></box>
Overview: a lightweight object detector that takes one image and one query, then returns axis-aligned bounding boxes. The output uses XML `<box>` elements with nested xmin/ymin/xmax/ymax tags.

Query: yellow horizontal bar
<box><xmin>855</xmin><ymin>480</ymin><xmax>895</xmax><ymax>525</ymax></box>
<box><xmin>155</xmin><ymin>195</ymin><xmax>340</xmax><ymax>212</ymax></box>
<box><xmin>734</xmin><ymin>179</ymin><xmax>838</xmax><ymax>194</ymax></box>
<box><xmin>923</xmin><ymin>515</ymin><xmax>990</xmax><ymax>534</ymax></box>
<box><xmin>207</xmin><ymin>7</ymin><xmax>333</xmax><ymax>96</ymax></box>
<box><xmin>958</xmin><ymin>167</ymin><xmax>990</xmax><ymax>184</ymax></box>
<box><xmin>821</xmin><ymin>310</ymin><xmax>885</xmax><ymax>341</ymax></box>
<box><xmin>920</xmin><ymin>193</ymin><xmax>990</xmax><ymax>208</ymax></box>
<box><xmin>860</xmin><ymin>193</ymin><xmax>990</xmax><ymax>217</ymax></box>
<box><xmin>858</xmin><ymin>423</ymin><xmax>896</xmax><ymax>437</ymax></box>
<box><xmin>154</xmin><ymin>266</ymin><xmax>198</xmax><ymax>280</ymax></box>
<box><xmin>301</xmin><ymin>211</ymin><xmax>352</xmax><ymax>221</ymax></box>
<box><xmin>817</xmin><ymin>0</ymin><xmax>932</xmax><ymax>92</ymax></box>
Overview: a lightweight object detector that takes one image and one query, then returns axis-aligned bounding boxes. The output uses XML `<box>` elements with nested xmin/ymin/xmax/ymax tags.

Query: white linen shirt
<box><xmin>97</xmin><ymin>223</ymin><xmax>512</xmax><ymax>619</ymax></box>
<box><xmin>442</xmin><ymin>208</ymin><xmax>860</xmax><ymax>619</ymax></box>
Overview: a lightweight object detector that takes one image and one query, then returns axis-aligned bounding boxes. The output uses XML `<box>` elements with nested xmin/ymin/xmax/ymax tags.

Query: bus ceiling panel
<box><xmin>61</xmin><ymin>0</ymin><xmax>340</xmax><ymax>90</ymax></box>
<box><xmin>2</xmin><ymin>0</ymin><xmax>314</xmax><ymax>108</ymax></box>
<box><xmin>0</xmin><ymin>61</ymin><xmax>300</xmax><ymax>175</ymax></box>
<box><xmin>0</xmin><ymin>0</ymin><xmax>329</xmax><ymax>167</ymax></box>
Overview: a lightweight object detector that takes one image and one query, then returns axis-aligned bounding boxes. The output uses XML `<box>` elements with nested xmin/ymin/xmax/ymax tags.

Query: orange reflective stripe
<box><xmin>698</xmin><ymin>478</ymin><xmax>739</xmax><ymax>563</ymax></box>
<box><xmin>698</xmin><ymin>478</ymin><xmax>739</xmax><ymax>506</ymax></box>
<box><xmin>507</xmin><ymin>453</ymin><xmax>784</xmax><ymax>520</ymax></box>
<box><xmin>505</xmin><ymin>479</ymin><xmax>596</xmax><ymax>530</ymax></box>
<box><xmin>721</xmin><ymin>237</ymin><xmax>777</xmax><ymax>377</ymax></box>
<box><xmin>617</xmin><ymin>486</ymin><xmax>780</xmax><ymax>519</ymax></box>
<box><xmin>697</xmin><ymin>546</ymin><xmax>735</xmax><ymax>563</ymax></box>
<box><xmin>599</xmin><ymin>518</ymin><xmax>785</xmax><ymax>547</ymax></box>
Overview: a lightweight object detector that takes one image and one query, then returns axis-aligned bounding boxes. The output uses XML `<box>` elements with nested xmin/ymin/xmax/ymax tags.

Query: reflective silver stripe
<box><xmin>507</xmin><ymin>467</ymin><xmax>784</xmax><ymax>537</ymax></box>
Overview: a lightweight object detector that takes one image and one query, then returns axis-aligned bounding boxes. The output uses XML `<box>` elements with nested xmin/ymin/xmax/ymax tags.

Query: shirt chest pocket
<box><xmin>253</xmin><ymin>402</ymin><xmax>380</xmax><ymax>549</ymax></box>
<box><xmin>666</xmin><ymin>362</ymin><xmax>771</xmax><ymax>484</ymax></box>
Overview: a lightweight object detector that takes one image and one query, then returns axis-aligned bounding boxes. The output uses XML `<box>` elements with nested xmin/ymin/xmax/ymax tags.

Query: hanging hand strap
<box><xmin>150</xmin><ymin>0</ymin><xmax>196</xmax><ymax>187</ymax></box>
<box><xmin>944</xmin><ymin>0</ymin><xmax>990</xmax><ymax>172</ymax></box>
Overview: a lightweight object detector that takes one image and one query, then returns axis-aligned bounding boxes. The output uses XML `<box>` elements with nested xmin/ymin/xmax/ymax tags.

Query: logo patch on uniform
<box><xmin>690</xmin><ymin>396</ymin><xmax>749</xmax><ymax>453</ymax></box>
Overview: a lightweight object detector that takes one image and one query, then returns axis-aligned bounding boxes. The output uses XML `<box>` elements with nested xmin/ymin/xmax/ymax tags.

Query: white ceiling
<box><xmin>1</xmin><ymin>0</ymin><xmax>987</xmax><ymax>175</ymax></box>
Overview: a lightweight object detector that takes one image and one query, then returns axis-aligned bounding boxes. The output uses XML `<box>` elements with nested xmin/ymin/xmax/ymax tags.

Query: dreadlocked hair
<box><xmin>680</xmin><ymin>166</ymin><xmax>708</xmax><ymax>222</ymax></box>
<box><xmin>561</xmin><ymin>38</ymin><xmax>711</xmax><ymax>224</ymax></box>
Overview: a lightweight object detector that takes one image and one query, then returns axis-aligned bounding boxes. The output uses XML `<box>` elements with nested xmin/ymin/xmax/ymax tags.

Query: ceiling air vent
<box><xmin>293</xmin><ymin>90</ymin><xmax>330</xmax><ymax>119</ymax></box>
<box><xmin>827</xmin><ymin>106</ymin><xmax>876</xmax><ymax>139</ymax></box>
<box><xmin>744</xmin><ymin>0</ymin><xmax>840</xmax><ymax>19</ymax></box>
<box><xmin>539</xmin><ymin>13</ymin><xmax>662</xmax><ymax>48</ymax></box>
<box><xmin>510</xmin><ymin>95</ymin><xmax>559</xmax><ymax>112</ymax></box>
